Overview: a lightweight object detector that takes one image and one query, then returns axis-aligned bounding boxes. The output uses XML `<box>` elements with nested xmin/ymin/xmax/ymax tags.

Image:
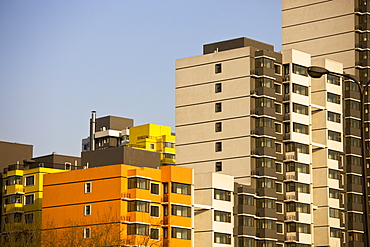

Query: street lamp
<box><xmin>308</xmin><ymin>66</ymin><xmax>370</xmax><ymax>246</ymax></box>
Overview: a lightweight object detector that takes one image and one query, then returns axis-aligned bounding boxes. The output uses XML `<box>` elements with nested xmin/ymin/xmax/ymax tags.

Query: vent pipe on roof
<box><xmin>90</xmin><ymin>111</ymin><xmax>96</xmax><ymax>151</ymax></box>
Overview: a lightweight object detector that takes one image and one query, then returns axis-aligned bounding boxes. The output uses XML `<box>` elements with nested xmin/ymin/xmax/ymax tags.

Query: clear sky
<box><xmin>0</xmin><ymin>0</ymin><xmax>282</xmax><ymax>157</ymax></box>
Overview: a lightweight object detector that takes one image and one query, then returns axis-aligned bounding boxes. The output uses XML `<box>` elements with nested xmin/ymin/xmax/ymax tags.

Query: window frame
<box><xmin>84</xmin><ymin>182</ymin><xmax>92</xmax><ymax>193</ymax></box>
<box><xmin>24</xmin><ymin>175</ymin><xmax>35</xmax><ymax>186</ymax></box>
<box><xmin>84</xmin><ymin>205</ymin><xmax>91</xmax><ymax>216</ymax></box>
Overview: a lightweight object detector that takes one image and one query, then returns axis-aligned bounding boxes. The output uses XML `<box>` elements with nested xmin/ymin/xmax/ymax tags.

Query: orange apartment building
<box><xmin>41</xmin><ymin>164</ymin><xmax>193</xmax><ymax>247</ymax></box>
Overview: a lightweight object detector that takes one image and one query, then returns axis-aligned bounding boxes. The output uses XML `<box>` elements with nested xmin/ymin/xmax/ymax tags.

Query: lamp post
<box><xmin>308</xmin><ymin>66</ymin><xmax>370</xmax><ymax>246</ymax></box>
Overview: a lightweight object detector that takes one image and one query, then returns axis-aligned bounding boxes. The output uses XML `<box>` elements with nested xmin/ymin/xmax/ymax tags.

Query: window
<box><xmin>256</xmin><ymin>78</ymin><xmax>274</xmax><ymax>88</ymax></box>
<box><xmin>255</xmin><ymin>117</ymin><xmax>274</xmax><ymax>128</ymax></box>
<box><xmin>276</xmin><ymin>202</ymin><xmax>283</xmax><ymax>213</ymax></box>
<box><xmin>255</xmin><ymin>157</ymin><xmax>274</xmax><ymax>169</ymax></box>
<box><xmin>238</xmin><ymin>194</ymin><xmax>254</xmax><ymax>205</ymax></box>
<box><xmin>257</xmin><ymin>198</ymin><xmax>275</xmax><ymax>209</ymax></box>
<box><xmin>349</xmin><ymin>232</ymin><xmax>363</xmax><ymax>242</ymax></box>
<box><xmin>329</xmin><ymin>169</ymin><xmax>340</xmax><ymax>180</ymax></box>
<box><xmin>275</xmin><ymin>123</ymin><xmax>282</xmax><ymax>133</ymax></box>
<box><xmin>328</xmin><ymin>111</ymin><xmax>341</xmax><ymax>123</ymax></box>
<box><xmin>255</xmin><ymin>137</ymin><xmax>274</xmax><ymax>148</ymax></box>
<box><xmin>348</xmin><ymin>212</ymin><xmax>363</xmax><ymax>222</ymax></box>
<box><xmin>348</xmin><ymin>174</ymin><xmax>362</xmax><ymax>184</ymax></box>
<box><xmin>257</xmin><ymin>219</ymin><xmax>275</xmax><ymax>229</ymax></box>
<box><xmin>328</xmin><ymin>130</ymin><xmax>341</xmax><ymax>142</ymax></box>
<box><xmin>346</xmin><ymin>137</ymin><xmax>361</xmax><ymax>147</ymax></box>
<box><xmin>293</xmin><ymin>103</ymin><xmax>308</xmax><ymax>115</ymax></box>
<box><xmin>25</xmin><ymin>194</ymin><xmax>35</xmax><ymax>205</ymax></box>
<box><xmin>274</xmin><ymin>64</ymin><xmax>282</xmax><ymax>74</ymax></box>
<box><xmin>286</xmin><ymin>223</ymin><xmax>311</xmax><ymax>233</ymax></box>
<box><xmin>329</xmin><ymin>189</ymin><xmax>340</xmax><ymax>199</ymax></box>
<box><xmin>276</xmin><ymin>162</ymin><xmax>282</xmax><ymax>173</ymax></box>
<box><xmin>128</xmin><ymin>201</ymin><xmax>149</xmax><ymax>212</ymax></box>
<box><xmin>292</xmin><ymin>64</ymin><xmax>308</xmax><ymax>76</ymax></box>
<box><xmin>128</xmin><ymin>223</ymin><xmax>149</xmax><ymax>235</ymax></box>
<box><xmin>24</xmin><ymin>213</ymin><xmax>34</xmax><ymax>224</ymax></box>
<box><xmin>150</xmin><ymin>143</ymin><xmax>155</xmax><ymax>149</ymax></box>
<box><xmin>163</xmin><ymin>183</ymin><xmax>168</xmax><ymax>194</ymax></box>
<box><xmin>293</xmin><ymin>123</ymin><xmax>308</xmax><ymax>134</ymax></box>
<box><xmin>172</xmin><ymin>182</ymin><xmax>191</xmax><ymax>195</ymax></box>
<box><xmin>327</xmin><ymin>92</ymin><xmax>341</xmax><ymax>104</ymax></box>
<box><xmin>215</xmin><ymin>64</ymin><xmax>222</xmax><ymax>73</ymax></box>
<box><xmin>150</xmin><ymin>205</ymin><xmax>160</xmax><ymax>217</ymax></box>
<box><xmin>24</xmin><ymin>176</ymin><xmax>35</xmax><ymax>186</ymax></box>
<box><xmin>347</xmin><ymin>155</ymin><xmax>361</xmax><ymax>166</ymax></box>
<box><xmin>256</xmin><ymin>57</ymin><xmax>274</xmax><ymax>69</ymax></box>
<box><xmin>84</xmin><ymin>205</ymin><xmax>91</xmax><ymax>216</ymax></box>
<box><xmin>330</xmin><ymin>228</ymin><xmax>341</xmax><ymax>238</ymax></box>
<box><xmin>172</xmin><ymin>205</ymin><xmax>191</xmax><ymax>217</ymax></box>
<box><xmin>328</xmin><ymin>150</ymin><xmax>340</xmax><ymax>160</ymax></box>
<box><xmin>83</xmin><ymin>228</ymin><xmax>91</xmax><ymax>239</ymax></box>
<box><xmin>163</xmin><ymin>227</ymin><xmax>168</xmax><ymax>239</ymax></box>
<box><xmin>277</xmin><ymin>223</ymin><xmax>283</xmax><ymax>233</ymax></box>
<box><xmin>215</xmin><ymin>162</ymin><xmax>222</xmax><ymax>172</ymax></box>
<box><xmin>297</xmin><ymin>143</ymin><xmax>309</xmax><ymax>154</ymax></box>
<box><xmin>5</xmin><ymin>194</ymin><xmax>22</xmax><ymax>204</ymax></box>
<box><xmin>256</xmin><ymin>97</ymin><xmax>274</xmax><ymax>108</ymax></box>
<box><xmin>346</xmin><ymin>118</ymin><xmax>360</xmax><ymax>128</ymax></box>
<box><xmin>275</xmin><ymin>103</ymin><xmax>282</xmax><ymax>114</ymax></box>
<box><xmin>128</xmin><ymin>177</ymin><xmax>150</xmax><ymax>190</ymax></box>
<box><xmin>214</xmin><ymin>210</ymin><xmax>231</xmax><ymax>222</ymax></box>
<box><xmin>215</xmin><ymin>122</ymin><xmax>222</xmax><ymax>132</ymax></box>
<box><xmin>275</xmin><ymin>143</ymin><xmax>282</xmax><ymax>153</ymax></box>
<box><xmin>215</xmin><ymin>142</ymin><xmax>222</xmax><ymax>152</ymax></box>
<box><xmin>7</xmin><ymin>175</ymin><xmax>22</xmax><ymax>185</ymax></box>
<box><xmin>163</xmin><ymin>205</ymin><xmax>168</xmax><ymax>216</ymax></box>
<box><xmin>214</xmin><ymin>232</ymin><xmax>231</xmax><ymax>244</ymax></box>
<box><xmin>329</xmin><ymin>208</ymin><xmax>341</xmax><ymax>219</ymax></box>
<box><xmin>286</xmin><ymin>182</ymin><xmax>309</xmax><ymax>193</ymax></box>
<box><xmin>276</xmin><ymin>182</ymin><xmax>283</xmax><ymax>193</ymax></box>
<box><xmin>257</xmin><ymin>178</ymin><xmax>275</xmax><ymax>188</ymax></box>
<box><xmin>150</xmin><ymin>183</ymin><xmax>160</xmax><ymax>195</ymax></box>
<box><xmin>171</xmin><ymin>227</ymin><xmax>191</xmax><ymax>240</ymax></box>
<box><xmin>345</xmin><ymin>81</ymin><xmax>360</xmax><ymax>91</ymax></box>
<box><xmin>327</xmin><ymin>74</ymin><xmax>340</xmax><ymax>85</ymax></box>
<box><xmin>345</xmin><ymin>100</ymin><xmax>360</xmax><ymax>110</ymax></box>
<box><xmin>348</xmin><ymin>193</ymin><xmax>362</xmax><ymax>203</ymax></box>
<box><xmin>215</xmin><ymin>83</ymin><xmax>222</xmax><ymax>93</ymax></box>
<box><xmin>238</xmin><ymin>215</ymin><xmax>254</xmax><ymax>226</ymax></box>
<box><xmin>214</xmin><ymin>189</ymin><xmax>231</xmax><ymax>201</ymax></box>
<box><xmin>84</xmin><ymin>182</ymin><xmax>92</xmax><ymax>193</ymax></box>
<box><xmin>150</xmin><ymin>228</ymin><xmax>160</xmax><ymax>240</ymax></box>
<box><xmin>215</xmin><ymin>102</ymin><xmax>222</xmax><ymax>112</ymax></box>
<box><xmin>65</xmin><ymin>162</ymin><xmax>72</xmax><ymax>170</ymax></box>
<box><xmin>274</xmin><ymin>83</ymin><xmax>282</xmax><ymax>94</ymax></box>
<box><xmin>292</xmin><ymin>83</ymin><xmax>308</xmax><ymax>96</ymax></box>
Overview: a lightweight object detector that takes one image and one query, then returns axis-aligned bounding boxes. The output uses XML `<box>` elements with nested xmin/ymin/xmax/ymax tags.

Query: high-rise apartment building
<box><xmin>283</xmin><ymin>1</ymin><xmax>369</xmax><ymax>246</ymax></box>
<box><xmin>42</xmin><ymin>164</ymin><xmax>193</xmax><ymax>247</ymax></box>
<box><xmin>176</xmin><ymin>37</ymin><xmax>347</xmax><ymax>247</ymax></box>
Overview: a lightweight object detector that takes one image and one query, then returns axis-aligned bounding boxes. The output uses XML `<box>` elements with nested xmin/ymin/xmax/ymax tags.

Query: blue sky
<box><xmin>0</xmin><ymin>0</ymin><xmax>282</xmax><ymax>157</ymax></box>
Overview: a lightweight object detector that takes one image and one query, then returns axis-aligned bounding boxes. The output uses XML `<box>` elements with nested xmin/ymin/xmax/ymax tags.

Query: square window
<box><xmin>150</xmin><ymin>143</ymin><xmax>155</xmax><ymax>149</ymax></box>
<box><xmin>215</xmin><ymin>64</ymin><xmax>222</xmax><ymax>74</ymax></box>
<box><xmin>65</xmin><ymin>162</ymin><xmax>72</xmax><ymax>170</ymax></box>
<box><xmin>150</xmin><ymin>228</ymin><xmax>160</xmax><ymax>240</ymax></box>
<box><xmin>215</xmin><ymin>162</ymin><xmax>222</xmax><ymax>172</ymax></box>
<box><xmin>84</xmin><ymin>182</ymin><xmax>92</xmax><ymax>193</ymax></box>
<box><xmin>25</xmin><ymin>195</ymin><xmax>34</xmax><ymax>205</ymax></box>
<box><xmin>215</xmin><ymin>142</ymin><xmax>222</xmax><ymax>152</ymax></box>
<box><xmin>150</xmin><ymin>183</ymin><xmax>160</xmax><ymax>195</ymax></box>
<box><xmin>25</xmin><ymin>176</ymin><xmax>35</xmax><ymax>186</ymax></box>
<box><xmin>84</xmin><ymin>205</ymin><xmax>91</xmax><ymax>216</ymax></box>
<box><xmin>215</xmin><ymin>122</ymin><xmax>222</xmax><ymax>132</ymax></box>
<box><xmin>84</xmin><ymin>227</ymin><xmax>91</xmax><ymax>239</ymax></box>
<box><xmin>215</xmin><ymin>83</ymin><xmax>222</xmax><ymax>93</ymax></box>
<box><xmin>150</xmin><ymin>205</ymin><xmax>160</xmax><ymax>217</ymax></box>
<box><xmin>215</xmin><ymin>103</ymin><xmax>222</xmax><ymax>112</ymax></box>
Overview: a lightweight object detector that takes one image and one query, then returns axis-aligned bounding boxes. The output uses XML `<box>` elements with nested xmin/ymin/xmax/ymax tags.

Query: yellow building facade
<box><xmin>128</xmin><ymin>124</ymin><xmax>176</xmax><ymax>165</ymax></box>
<box><xmin>1</xmin><ymin>165</ymin><xmax>66</xmax><ymax>246</ymax></box>
<box><xmin>42</xmin><ymin>164</ymin><xmax>193</xmax><ymax>247</ymax></box>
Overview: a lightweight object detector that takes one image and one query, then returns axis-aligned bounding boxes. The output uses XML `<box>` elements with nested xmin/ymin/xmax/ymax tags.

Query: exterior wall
<box><xmin>0</xmin><ymin>141</ymin><xmax>33</xmax><ymax>169</ymax></box>
<box><xmin>128</xmin><ymin>123</ymin><xmax>176</xmax><ymax>165</ymax></box>
<box><xmin>42</xmin><ymin>164</ymin><xmax>193</xmax><ymax>247</ymax></box>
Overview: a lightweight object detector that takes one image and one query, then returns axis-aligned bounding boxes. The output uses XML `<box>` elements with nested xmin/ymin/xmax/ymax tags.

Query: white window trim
<box><xmin>150</xmin><ymin>182</ymin><xmax>160</xmax><ymax>195</ymax></box>
<box><xmin>84</xmin><ymin>205</ymin><xmax>92</xmax><ymax>216</ymax></box>
<box><xmin>65</xmin><ymin>162</ymin><xmax>72</xmax><ymax>170</ymax></box>
<box><xmin>24</xmin><ymin>175</ymin><xmax>35</xmax><ymax>186</ymax></box>
<box><xmin>24</xmin><ymin>194</ymin><xmax>35</xmax><ymax>205</ymax></box>
<box><xmin>84</xmin><ymin>182</ymin><xmax>92</xmax><ymax>193</ymax></box>
<box><xmin>83</xmin><ymin>227</ymin><xmax>91</xmax><ymax>238</ymax></box>
<box><xmin>150</xmin><ymin>205</ymin><xmax>160</xmax><ymax>218</ymax></box>
<box><xmin>150</xmin><ymin>228</ymin><xmax>160</xmax><ymax>240</ymax></box>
